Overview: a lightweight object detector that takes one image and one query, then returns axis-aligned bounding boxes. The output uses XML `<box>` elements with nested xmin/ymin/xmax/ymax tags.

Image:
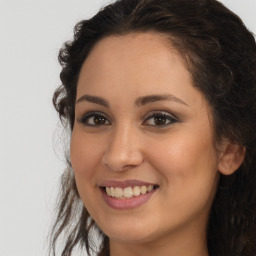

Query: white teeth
<box><xmin>106</xmin><ymin>187</ymin><xmax>111</xmax><ymax>195</ymax></box>
<box><xmin>110</xmin><ymin>187</ymin><xmax>115</xmax><ymax>197</ymax></box>
<box><xmin>105</xmin><ymin>185</ymin><xmax>156</xmax><ymax>198</ymax></box>
<box><xmin>133</xmin><ymin>186</ymin><xmax>140</xmax><ymax>196</ymax></box>
<box><xmin>141</xmin><ymin>186</ymin><xmax>147</xmax><ymax>194</ymax></box>
<box><xmin>147</xmin><ymin>185</ymin><xmax>153</xmax><ymax>192</ymax></box>
<box><xmin>124</xmin><ymin>187</ymin><xmax>133</xmax><ymax>198</ymax></box>
<box><xmin>115</xmin><ymin>187</ymin><xmax>124</xmax><ymax>198</ymax></box>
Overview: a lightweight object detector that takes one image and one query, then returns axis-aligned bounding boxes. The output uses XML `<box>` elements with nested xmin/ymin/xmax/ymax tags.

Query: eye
<box><xmin>77</xmin><ymin>112</ymin><xmax>111</xmax><ymax>126</ymax></box>
<box><xmin>143</xmin><ymin>111</ymin><xmax>178</xmax><ymax>127</ymax></box>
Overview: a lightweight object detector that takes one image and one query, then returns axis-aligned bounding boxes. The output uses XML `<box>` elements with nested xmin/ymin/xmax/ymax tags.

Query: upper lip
<box><xmin>99</xmin><ymin>179</ymin><xmax>157</xmax><ymax>188</ymax></box>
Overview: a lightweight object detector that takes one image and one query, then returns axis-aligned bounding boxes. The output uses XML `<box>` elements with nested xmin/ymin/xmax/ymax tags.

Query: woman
<box><xmin>50</xmin><ymin>0</ymin><xmax>256</xmax><ymax>255</ymax></box>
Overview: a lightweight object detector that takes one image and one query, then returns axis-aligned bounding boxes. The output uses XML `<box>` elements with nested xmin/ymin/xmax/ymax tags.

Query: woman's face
<box><xmin>71</xmin><ymin>33</ymin><xmax>220</xmax><ymax>245</ymax></box>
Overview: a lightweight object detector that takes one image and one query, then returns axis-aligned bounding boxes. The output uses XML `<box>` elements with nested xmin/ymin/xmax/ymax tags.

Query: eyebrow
<box><xmin>75</xmin><ymin>95</ymin><xmax>109</xmax><ymax>107</ymax></box>
<box><xmin>75</xmin><ymin>93</ymin><xmax>188</xmax><ymax>107</ymax></box>
<box><xmin>135</xmin><ymin>94</ymin><xmax>189</xmax><ymax>107</ymax></box>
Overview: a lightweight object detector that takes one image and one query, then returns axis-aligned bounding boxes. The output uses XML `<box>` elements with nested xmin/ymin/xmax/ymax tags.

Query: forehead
<box><xmin>77</xmin><ymin>32</ymin><xmax>206</xmax><ymax>109</ymax></box>
<box><xmin>86</xmin><ymin>32</ymin><xmax>176</xmax><ymax>61</ymax></box>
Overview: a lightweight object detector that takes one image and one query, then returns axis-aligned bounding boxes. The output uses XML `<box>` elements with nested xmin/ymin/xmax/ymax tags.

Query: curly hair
<box><xmin>50</xmin><ymin>0</ymin><xmax>256</xmax><ymax>255</ymax></box>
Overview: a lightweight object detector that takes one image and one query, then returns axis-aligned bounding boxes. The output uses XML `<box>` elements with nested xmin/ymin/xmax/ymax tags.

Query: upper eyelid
<box><xmin>143</xmin><ymin>110</ymin><xmax>178</xmax><ymax>120</ymax></box>
<box><xmin>76</xmin><ymin>110</ymin><xmax>179</xmax><ymax>123</ymax></box>
<box><xmin>77</xmin><ymin>111</ymin><xmax>111</xmax><ymax>124</ymax></box>
<box><xmin>78</xmin><ymin>111</ymin><xmax>109</xmax><ymax>119</ymax></box>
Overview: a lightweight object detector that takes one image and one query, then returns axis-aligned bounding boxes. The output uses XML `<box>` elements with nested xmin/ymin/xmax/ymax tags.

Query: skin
<box><xmin>70</xmin><ymin>32</ymin><xmax>235</xmax><ymax>256</ymax></box>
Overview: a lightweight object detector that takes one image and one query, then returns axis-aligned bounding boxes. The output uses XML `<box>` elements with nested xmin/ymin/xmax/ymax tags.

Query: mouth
<box><xmin>99</xmin><ymin>180</ymin><xmax>159</xmax><ymax>210</ymax></box>
<box><xmin>99</xmin><ymin>180</ymin><xmax>159</xmax><ymax>209</ymax></box>
<box><xmin>100</xmin><ymin>185</ymin><xmax>159</xmax><ymax>199</ymax></box>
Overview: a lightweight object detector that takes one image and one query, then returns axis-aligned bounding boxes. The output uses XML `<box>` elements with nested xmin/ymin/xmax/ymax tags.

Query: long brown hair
<box><xmin>50</xmin><ymin>0</ymin><xmax>256</xmax><ymax>255</ymax></box>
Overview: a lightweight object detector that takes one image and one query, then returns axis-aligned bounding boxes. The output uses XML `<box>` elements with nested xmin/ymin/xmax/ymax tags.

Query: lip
<box><xmin>99</xmin><ymin>179</ymin><xmax>158</xmax><ymax>210</ymax></box>
<box><xmin>99</xmin><ymin>179</ymin><xmax>157</xmax><ymax>188</ymax></box>
<box><xmin>101</xmin><ymin>189</ymin><xmax>156</xmax><ymax>210</ymax></box>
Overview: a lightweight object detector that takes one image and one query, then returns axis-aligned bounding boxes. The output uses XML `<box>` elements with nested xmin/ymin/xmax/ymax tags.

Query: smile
<box><xmin>99</xmin><ymin>181</ymin><xmax>159</xmax><ymax>210</ymax></box>
<box><xmin>105</xmin><ymin>185</ymin><xmax>154</xmax><ymax>199</ymax></box>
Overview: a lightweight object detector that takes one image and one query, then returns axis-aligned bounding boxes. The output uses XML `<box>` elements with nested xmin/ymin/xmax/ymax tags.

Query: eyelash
<box><xmin>77</xmin><ymin>112</ymin><xmax>111</xmax><ymax>127</ymax></box>
<box><xmin>77</xmin><ymin>111</ymin><xmax>178</xmax><ymax>128</ymax></box>
<box><xmin>143</xmin><ymin>111</ymin><xmax>178</xmax><ymax>127</ymax></box>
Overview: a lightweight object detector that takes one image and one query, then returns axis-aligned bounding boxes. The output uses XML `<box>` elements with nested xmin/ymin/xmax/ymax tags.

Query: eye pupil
<box><xmin>94</xmin><ymin>116</ymin><xmax>106</xmax><ymax>124</ymax></box>
<box><xmin>154</xmin><ymin>116</ymin><xmax>166</xmax><ymax>125</ymax></box>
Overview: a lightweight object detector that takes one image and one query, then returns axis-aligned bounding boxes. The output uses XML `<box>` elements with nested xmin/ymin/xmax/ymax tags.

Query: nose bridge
<box><xmin>102</xmin><ymin>122</ymin><xmax>143</xmax><ymax>171</ymax></box>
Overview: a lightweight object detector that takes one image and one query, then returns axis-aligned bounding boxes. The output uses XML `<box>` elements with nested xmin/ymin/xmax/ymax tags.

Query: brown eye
<box><xmin>78</xmin><ymin>112</ymin><xmax>111</xmax><ymax>126</ymax></box>
<box><xmin>153</xmin><ymin>116</ymin><xmax>167</xmax><ymax>126</ymax></box>
<box><xmin>143</xmin><ymin>112</ymin><xmax>178</xmax><ymax>127</ymax></box>
<box><xmin>94</xmin><ymin>116</ymin><xmax>107</xmax><ymax>125</ymax></box>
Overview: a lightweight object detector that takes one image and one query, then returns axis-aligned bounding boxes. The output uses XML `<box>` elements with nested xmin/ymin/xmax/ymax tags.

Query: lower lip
<box><xmin>101</xmin><ymin>188</ymin><xmax>156</xmax><ymax>210</ymax></box>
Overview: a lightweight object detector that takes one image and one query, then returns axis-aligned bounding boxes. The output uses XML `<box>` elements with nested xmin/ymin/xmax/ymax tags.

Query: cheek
<box><xmin>149</xmin><ymin>135</ymin><xmax>215</xmax><ymax>171</ymax></box>
<box><xmin>146</xmin><ymin>130</ymin><xmax>218</xmax><ymax>197</ymax></box>
<box><xmin>70</xmin><ymin>129</ymin><xmax>104</xmax><ymax>214</ymax></box>
<box><xmin>145</xmin><ymin>134</ymin><xmax>219</xmax><ymax>227</ymax></box>
<box><xmin>70</xmin><ymin>129</ymin><xmax>103</xmax><ymax>178</ymax></box>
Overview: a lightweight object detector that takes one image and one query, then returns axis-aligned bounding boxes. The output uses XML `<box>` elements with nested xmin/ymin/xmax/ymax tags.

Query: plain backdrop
<box><xmin>0</xmin><ymin>1</ymin><xmax>255</xmax><ymax>255</ymax></box>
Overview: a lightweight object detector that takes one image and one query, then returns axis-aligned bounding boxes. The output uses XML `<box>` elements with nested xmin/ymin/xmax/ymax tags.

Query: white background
<box><xmin>0</xmin><ymin>1</ymin><xmax>255</xmax><ymax>256</ymax></box>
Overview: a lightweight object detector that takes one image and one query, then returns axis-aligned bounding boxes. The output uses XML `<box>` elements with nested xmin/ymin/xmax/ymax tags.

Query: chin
<box><xmin>99</xmin><ymin>217</ymin><xmax>158</xmax><ymax>244</ymax></box>
<box><xmin>107</xmin><ymin>231</ymin><xmax>155</xmax><ymax>244</ymax></box>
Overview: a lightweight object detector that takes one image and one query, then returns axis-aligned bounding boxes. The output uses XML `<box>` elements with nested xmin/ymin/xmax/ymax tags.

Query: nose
<box><xmin>101</xmin><ymin>124</ymin><xmax>144</xmax><ymax>172</ymax></box>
